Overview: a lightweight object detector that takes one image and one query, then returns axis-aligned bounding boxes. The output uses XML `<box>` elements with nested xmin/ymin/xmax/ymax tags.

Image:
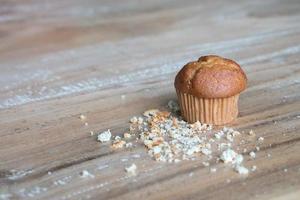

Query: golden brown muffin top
<box><xmin>174</xmin><ymin>55</ymin><xmax>247</xmax><ymax>98</ymax></box>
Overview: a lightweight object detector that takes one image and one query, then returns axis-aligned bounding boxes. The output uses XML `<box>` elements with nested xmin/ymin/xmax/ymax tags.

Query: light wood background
<box><xmin>1</xmin><ymin>0</ymin><xmax>300</xmax><ymax>199</ymax></box>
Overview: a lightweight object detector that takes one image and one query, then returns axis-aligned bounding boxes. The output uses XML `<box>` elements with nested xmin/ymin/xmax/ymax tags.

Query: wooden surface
<box><xmin>1</xmin><ymin>0</ymin><xmax>300</xmax><ymax>199</ymax></box>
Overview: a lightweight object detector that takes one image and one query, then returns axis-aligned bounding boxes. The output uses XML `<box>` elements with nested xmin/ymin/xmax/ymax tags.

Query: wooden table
<box><xmin>1</xmin><ymin>0</ymin><xmax>300</xmax><ymax>199</ymax></box>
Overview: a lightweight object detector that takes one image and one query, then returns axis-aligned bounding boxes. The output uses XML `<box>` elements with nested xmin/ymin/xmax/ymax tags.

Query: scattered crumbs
<box><xmin>90</xmin><ymin>131</ymin><xmax>94</xmax><ymax>136</ymax></box>
<box><xmin>79</xmin><ymin>114</ymin><xmax>86</xmax><ymax>120</ymax></box>
<box><xmin>258</xmin><ymin>137</ymin><xmax>264</xmax><ymax>142</ymax></box>
<box><xmin>96</xmin><ymin>102</ymin><xmax>261</xmax><ymax>175</ymax></box>
<box><xmin>234</xmin><ymin>165</ymin><xmax>249</xmax><ymax>175</ymax></box>
<box><xmin>267</xmin><ymin>153</ymin><xmax>271</xmax><ymax>158</ymax></box>
<box><xmin>249</xmin><ymin>130</ymin><xmax>255</xmax><ymax>136</ymax></box>
<box><xmin>125</xmin><ymin>164</ymin><xmax>137</xmax><ymax>176</ymax></box>
<box><xmin>251</xmin><ymin>166</ymin><xmax>257</xmax><ymax>172</ymax></box>
<box><xmin>121</xmin><ymin>95</ymin><xmax>126</xmax><ymax>100</ymax></box>
<box><xmin>255</xmin><ymin>146</ymin><xmax>260</xmax><ymax>151</ymax></box>
<box><xmin>84</xmin><ymin>122</ymin><xmax>88</xmax><ymax>126</ymax></box>
<box><xmin>189</xmin><ymin>172</ymin><xmax>194</xmax><ymax>177</ymax></box>
<box><xmin>210</xmin><ymin>168</ymin><xmax>217</xmax><ymax>173</ymax></box>
<box><xmin>80</xmin><ymin>170</ymin><xmax>94</xmax><ymax>178</ymax></box>
<box><xmin>284</xmin><ymin>168</ymin><xmax>288</xmax><ymax>172</ymax></box>
<box><xmin>97</xmin><ymin>130</ymin><xmax>111</xmax><ymax>143</ymax></box>
<box><xmin>249</xmin><ymin>151</ymin><xmax>256</xmax><ymax>159</ymax></box>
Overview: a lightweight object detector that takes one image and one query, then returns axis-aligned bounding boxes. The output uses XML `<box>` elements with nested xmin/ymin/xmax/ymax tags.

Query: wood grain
<box><xmin>0</xmin><ymin>0</ymin><xmax>300</xmax><ymax>199</ymax></box>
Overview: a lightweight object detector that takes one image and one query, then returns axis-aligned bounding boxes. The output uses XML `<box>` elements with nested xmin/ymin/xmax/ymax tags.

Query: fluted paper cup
<box><xmin>176</xmin><ymin>90</ymin><xmax>239</xmax><ymax>125</ymax></box>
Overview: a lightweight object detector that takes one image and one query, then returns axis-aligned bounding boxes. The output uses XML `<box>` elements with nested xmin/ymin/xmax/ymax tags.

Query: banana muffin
<box><xmin>174</xmin><ymin>55</ymin><xmax>247</xmax><ymax>125</ymax></box>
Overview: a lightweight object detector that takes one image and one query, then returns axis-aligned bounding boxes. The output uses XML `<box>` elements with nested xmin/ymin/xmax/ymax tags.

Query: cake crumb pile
<box><xmin>96</xmin><ymin>101</ymin><xmax>263</xmax><ymax>175</ymax></box>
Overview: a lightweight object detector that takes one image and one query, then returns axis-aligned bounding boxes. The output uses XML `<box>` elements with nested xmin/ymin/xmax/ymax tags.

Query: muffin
<box><xmin>174</xmin><ymin>55</ymin><xmax>247</xmax><ymax>125</ymax></box>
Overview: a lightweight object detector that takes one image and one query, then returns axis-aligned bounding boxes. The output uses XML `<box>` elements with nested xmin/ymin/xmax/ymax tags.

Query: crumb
<box><xmin>255</xmin><ymin>146</ymin><xmax>260</xmax><ymax>151</ymax></box>
<box><xmin>202</xmin><ymin>161</ymin><xmax>210</xmax><ymax>167</ymax></box>
<box><xmin>115</xmin><ymin>135</ymin><xmax>121</xmax><ymax>140</ymax></box>
<box><xmin>80</xmin><ymin>170</ymin><xmax>94</xmax><ymax>178</ymax></box>
<box><xmin>90</xmin><ymin>131</ymin><xmax>94</xmax><ymax>136</ymax></box>
<box><xmin>112</xmin><ymin>140</ymin><xmax>126</xmax><ymax>149</ymax></box>
<box><xmin>284</xmin><ymin>168</ymin><xmax>288</xmax><ymax>172</ymax></box>
<box><xmin>79</xmin><ymin>114</ymin><xmax>86</xmax><ymax>120</ymax></box>
<box><xmin>125</xmin><ymin>142</ymin><xmax>133</xmax><ymax>148</ymax></box>
<box><xmin>189</xmin><ymin>172</ymin><xmax>194</xmax><ymax>177</ymax></box>
<box><xmin>226</xmin><ymin>179</ymin><xmax>231</xmax><ymax>183</ymax></box>
<box><xmin>201</xmin><ymin>148</ymin><xmax>212</xmax><ymax>155</ymax></box>
<box><xmin>124</xmin><ymin>133</ymin><xmax>131</xmax><ymax>139</ymax></box>
<box><xmin>249</xmin><ymin>130</ymin><xmax>255</xmax><ymax>136</ymax></box>
<box><xmin>220</xmin><ymin>149</ymin><xmax>238</xmax><ymax>163</ymax></box>
<box><xmin>143</xmin><ymin>109</ymin><xmax>159</xmax><ymax>117</ymax></box>
<box><xmin>84</xmin><ymin>122</ymin><xmax>88</xmax><ymax>126</ymax></box>
<box><xmin>267</xmin><ymin>153</ymin><xmax>271</xmax><ymax>158</ymax></box>
<box><xmin>125</xmin><ymin>164</ymin><xmax>137</xmax><ymax>175</ymax></box>
<box><xmin>234</xmin><ymin>165</ymin><xmax>249</xmax><ymax>175</ymax></box>
<box><xmin>97</xmin><ymin>130</ymin><xmax>111</xmax><ymax>142</ymax></box>
<box><xmin>258</xmin><ymin>137</ymin><xmax>264</xmax><ymax>142</ymax></box>
<box><xmin>121</xmin><ymin>95</ymin><xmax>126</xmax><ymax>100</ymax></box>
<box><xmin>137</xmin><ymin>117</ymin><xmax>144</xmax><ymax>124</ymax></box>
<box><xmin>210</xmin><ymin>168</ymin><xmax>217</xmax><ymax>173</ymax></box>
<box><xmin>48</xmin><ymin>171</ymin><xmax>52</xmax><ymax>175</ymax></box>
<box><xmin>130</xmin><ymin>116</ymin><xmax>138</xmax><ymax>123</ymax></box>
<box><xmin>251</xmin><ymin>165</ymin><xmax>257</xmax><ymax>172</ymax></box>
<box><xmin>243</xmin><ymin>148</ymin><xmax>247</xmax><ymax>153</ymax></box>
<box><xmin>249</xmin><ymin>151</ymin><xmax>256</xmax><ymax>159</ymax></box>
<box><xmin>174</xmin><ymin>159</ymin><xmax>181</xmax><ymax>163</ymax></box>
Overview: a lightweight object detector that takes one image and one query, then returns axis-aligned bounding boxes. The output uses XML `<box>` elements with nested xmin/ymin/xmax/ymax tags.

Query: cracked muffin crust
<box><xmin>174</xmin><ymin>55</ymin><xmax>247</xmax><ymax>125</ymax></box>
<box><xmin>175</xmin><ymin>55</ymin><xmax>247</xmax><ymax>98</ymax></box>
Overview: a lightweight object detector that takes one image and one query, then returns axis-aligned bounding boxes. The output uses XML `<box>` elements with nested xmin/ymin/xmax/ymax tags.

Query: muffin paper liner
<box><xmin>176</xmin><ymin>90</ymin><xmax>239</xmax><ymax>125</ymax></box>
